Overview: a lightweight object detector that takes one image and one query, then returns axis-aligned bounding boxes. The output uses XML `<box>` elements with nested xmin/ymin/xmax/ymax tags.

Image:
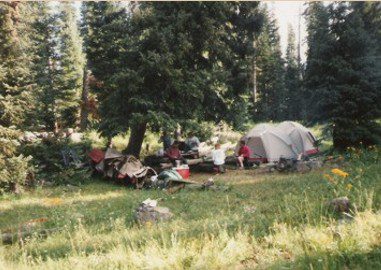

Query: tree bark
<box><xmin>252</xmin><ymin>39</ymin><xmax>257</xmax><ymax>104</ymax></box>
<box><xmin>80</xmin><ymin>68</ymin><xmax>90</xmax><ymax>131</ymax></box>
<box><xmin>125</xmin><ymin>121</ymin><xmax>147</xmax><ymax>158</ymax></box>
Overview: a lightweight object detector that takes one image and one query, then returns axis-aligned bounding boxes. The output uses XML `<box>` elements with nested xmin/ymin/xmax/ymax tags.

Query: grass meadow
<box><xmin>0</xmin><ymin>147</ymin><xmax>380</xmax><ymax>269</ymax></box>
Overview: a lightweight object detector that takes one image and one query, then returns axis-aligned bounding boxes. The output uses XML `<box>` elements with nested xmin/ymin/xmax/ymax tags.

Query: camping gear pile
<box><xmin>235</xmin><ymin>121</ymin><xmax>319</xmax><ymax>164</ymax></box>
<box><xmin>89</xmin><ymin>148</ymin><xmax>157</xmax><ymax>189</ymax></box>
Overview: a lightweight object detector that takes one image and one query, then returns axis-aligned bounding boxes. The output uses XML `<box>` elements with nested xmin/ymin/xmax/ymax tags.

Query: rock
<box><xmin>23</xmin><ymin>131</ymin><xmax>37</xmax><ymax>142</ymax></box>
<box><xmin>134</xmin><ymin>199</ymin><xmax>173</xmax><ymax>225</ymax></box>
<box><xmin>306</xmin><ymin>159</ymin><xmax>323</xmax><ymax>170</ymax></box>
<box><xmin>41</xmin><ymin>180</ymin><xmax>54</xmax><ymax>187</ymax></box>
<box><xmin>295</xmin><ymin>162</ymin><xmax>311</xmax><ymax>173</ymax></box>
<box><xmin>203</xmin><ymin>178</ymin><xmax>214</xmax><ymax>188</ymax></box>
<box><xmin>338</xmin><ymin>212</ymin><xmax>354</xmax><ymax>225</ymax></box>
<box><xmin>68</xmin><ymin>132</ymin><xmax>83</xmax><ymax>143</ymax></box>
<box><xmin>329</xmin><ymin>197</ymin><xmax>351</xmax><ymax>213</ymax></box>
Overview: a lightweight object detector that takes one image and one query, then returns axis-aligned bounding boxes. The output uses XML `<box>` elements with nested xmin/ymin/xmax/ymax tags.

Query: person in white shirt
<box><xmin>212</xmin><ymin>143</ymin><xmax>226</xmax><ymax>174</ymax></box>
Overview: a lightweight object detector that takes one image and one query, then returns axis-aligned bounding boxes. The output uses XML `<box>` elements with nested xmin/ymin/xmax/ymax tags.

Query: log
<box><xmin>1</xmin><ymin>228</ymin><xmax>60</xmax><ymax>245</ymax></box>
<box><xmin>160</xmin><ymin>162</ymin><xmax>172</xmax><ymax>169</ymax></box>
<box><xmin>186</xmin><ymin>158</ymin><xmax>204</xmax><ymax>166</ymax></box>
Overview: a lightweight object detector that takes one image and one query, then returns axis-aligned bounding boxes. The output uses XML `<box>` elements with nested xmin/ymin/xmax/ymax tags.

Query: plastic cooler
<box><xmin>175</xmin><ymin>165</ymin><xmax>190</xmax><ymax>179</ymax></box>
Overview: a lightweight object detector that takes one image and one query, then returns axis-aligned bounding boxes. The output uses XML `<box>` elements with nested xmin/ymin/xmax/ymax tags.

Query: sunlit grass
<box><xmin>0</xmin><ymin>148</ymin><xmax>380</xmax><ymax>269</ymax></box>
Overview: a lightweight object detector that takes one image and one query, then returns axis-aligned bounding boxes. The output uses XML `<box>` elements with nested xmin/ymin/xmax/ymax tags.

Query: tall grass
<box><xmin>0</xmin><ymin>148</ymin><xmax>379</xmax><ymax>269</ymax></box>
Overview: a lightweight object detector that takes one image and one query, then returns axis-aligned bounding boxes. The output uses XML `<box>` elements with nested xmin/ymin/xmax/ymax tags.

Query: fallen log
<box><xmin>1</xmin><ymin>228</ymin><xmax>61</xmax><ymax>245</ymax></box>
<box><xmin>186</xmin><ymin>158</ymin><xmax>204</xmax><ymax>166</ymax></box>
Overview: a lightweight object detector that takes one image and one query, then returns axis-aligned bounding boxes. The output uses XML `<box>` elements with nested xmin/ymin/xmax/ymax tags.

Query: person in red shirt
<box><xmin>237</xmin><ymin>140</ymin><xmax>251</xmax><ymax>169</ymax></box>
<box><xmin>165</xmin><ymin>141</ymin><xmax>187</xmax><ymax>166</ymax></box>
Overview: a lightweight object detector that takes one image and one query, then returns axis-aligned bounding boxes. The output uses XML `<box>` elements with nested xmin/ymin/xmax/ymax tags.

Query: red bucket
<box><xmin>175</xmin><ymin>167</ymin><xmax>190</xmax><ymax>179</ymax></box>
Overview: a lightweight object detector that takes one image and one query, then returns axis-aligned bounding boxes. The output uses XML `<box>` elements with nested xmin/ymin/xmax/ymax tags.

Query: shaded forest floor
<box><xmin>0</xmin><ymin>148</ymin><xmax>380</xmax><ymax>269</ymax></box>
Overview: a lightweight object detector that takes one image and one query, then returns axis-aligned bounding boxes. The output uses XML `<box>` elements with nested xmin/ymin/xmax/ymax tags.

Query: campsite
<box><xmin>1</xmin><ymin>1</ymin><xmax>380</xmax><ymax>269</ymax></box>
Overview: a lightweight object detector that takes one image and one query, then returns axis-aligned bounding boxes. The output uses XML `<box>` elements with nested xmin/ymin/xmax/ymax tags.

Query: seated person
<box><xmin>212</xmin><ymin>143</ymin><xmax>226</xmax><ymax>174</ymax></box>
<box><xmin>185</xmin><ymin>132</ymin><xmax>200</xmax><ymax>152</ymax></box>
<box><xmin>165</xmin><ymin>141</ymin><xmax>187</xmax><ymax>166</ymax></box>
<box><xmin>236</xmin><ymin>140</ymin><xmax>251</xmax><ymax>169</ymax></box>
<box><xmin>159</xmin><ymin>131</ymin><xmax>172</xmax><ymax>151</ymax></box>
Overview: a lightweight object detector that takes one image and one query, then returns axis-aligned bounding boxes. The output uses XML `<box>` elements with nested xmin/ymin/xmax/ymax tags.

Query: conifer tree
<box><xmin>0</xmin><ymin>2</ymin><xmax>35</xmax><ymax>128</ymax></box>
<box><xmin>32</xmin><ymin>2</ymin><xmax>60</xmax><ymax>131</ymax></box>
<box><xmin>82</xmin><ymin>2</ymin><xmax>263</xmax><ymax>156</ymax></box>
<box><xmin>33</xmin><ymin>2</ymin><xmax>84</xmax><ymax>131</ymax></box>
<box><xmin>304</xmin><ymin>2</ymin><xmax>333</xmax><ymax>123</ymax></box>
<box><xmin>56</xmin><ymin>2</ymin><xmax>85</xmax><ymax>128</ymax></box>
<box><xmin>305</xmin><ymin>2</ymin><xmax>380</xmax><ymax>148</ymax></box>
<box><xmin>327</xmin><ymin>3</ymin><xmax>380</xmax><ymax>148</ymax></box>
<box><xmin>284</xmin><ymin>24</ymin><xmax>302</xmax><ymax>120</ymax></box>
<box><xmin>254</xmin><ymin>7</ymin><xmax>285</xmax><ymax>121</ymax></box>
<box><xmin>0</xmin><ymin>2</ymin><xmax>34</xmax><ymax>192</ymax></box>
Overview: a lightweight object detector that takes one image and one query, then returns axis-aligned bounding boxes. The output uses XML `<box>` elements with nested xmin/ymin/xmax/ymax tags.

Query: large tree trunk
<box><xmin>125</xmin><ymin>121</ymin><xmax>147</xmax><ymax>158</ymax></box>
<box><xmin>80</xmin><ymin>68</ymin><xmax>90</xmax><ymax>131</ymax></box>
<box><xmin>252</xmin><ymin>40</ymin><xmax>257</xmax><ymax>104</ymax></box>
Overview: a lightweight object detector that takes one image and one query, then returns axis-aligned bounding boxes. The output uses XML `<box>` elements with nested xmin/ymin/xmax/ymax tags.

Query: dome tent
<box><xmin>277</xmin><ymin>121</ymin><xmax>318</xmax><ymax>155</ymax></box>
<box><xmin>235</xmin><ymin>122</ymin><xmax>319</xmax><ymax>163</ymax></box>
<box><xmin>235</xmin><ymin>123</ymin><xmax>298</xmax><ymax>163</ymax></box>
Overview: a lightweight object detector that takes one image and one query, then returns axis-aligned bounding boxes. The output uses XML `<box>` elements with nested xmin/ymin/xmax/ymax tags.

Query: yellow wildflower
<box><xmin>331</xmin><ymin>168</ymin><xmax>349</xmax><ymax>178</ymax></box>
<box><xmin>323</xmin><ymin>174</ymin><xmax>335</xmax><ymax>184</ymax></box>
<box><xmin>346</xmin><ymin>184</ymin><xmax>353</xmax><ymax>190</ymax></box>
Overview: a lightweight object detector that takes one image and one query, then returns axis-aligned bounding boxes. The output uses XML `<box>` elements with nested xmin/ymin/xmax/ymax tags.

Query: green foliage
<box><xmin>304</xmin><ymin>2</ymin><xmax>381</xmax><ymax>149</ymax></box>
<box><xmin>181</xmin><ymin>120</ymin><xmax>214</xmax><ymax>142</ymax></box>
<box><xmin>0</xmin><ymin>154</ymin><xmax>32</xmax><ymax>193</ymax></box>
<box><xmin>21</xmin><ymin>137</ymin><xmax>91</xmax><ymax>186</ymax></box>
<box><xmin>0</xmin><ymin>2</ymin><xmax>35</xmax><ymax>128</ymax></box>
<box><xmin>82</xmin><ymin>2</ymin><xmax>263</xmax><ymax>156</ymax></box>
<box><xmin>56</xmin><ymin>2</ymin><xmax>85</xmax><ymax>128</ymax></box>
<box><xmin>31</xmin><ymin>2</ymin><xmax>60</xmax><ymax>131</ymax></box>
<box><xmin>253</xmin><ymin>7</ymin><xmax>286</xmax><ymax>121</ymax></box>
<box><xmin>32</xmin><ymin>2</ymin><xmax>84</xmax><ymax>131</ymax></box>
<box><xmin>0</xmin><ymin>126</ymin><xmax>32</xmax><ymax>193</ymax></box>
<box><xmin>284</xmin><ymin>24</ymin><xmax>302</xmax><ymax>120</ymax></box>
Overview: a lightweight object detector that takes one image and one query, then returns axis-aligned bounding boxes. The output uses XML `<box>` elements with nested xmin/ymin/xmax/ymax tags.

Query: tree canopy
<box><xmin>0</xmin><ymin>1</ymin><xmax>380</xmax><ymax>161</ymax></box>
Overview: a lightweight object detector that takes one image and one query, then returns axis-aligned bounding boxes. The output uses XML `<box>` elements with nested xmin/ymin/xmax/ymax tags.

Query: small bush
<box><xmin>0</xmin><ymin>126</ymin><xmax>33</xmax><ymax>193</ymax></box>
<box><xmin>21</xmin><ymin>136</ymin><xmax>92</xmax><ymax>186</ymax></box>
<box><xmin>0</xmin><ymin>154</ymin><xmax>32</xmax><ymax>193</ymax></box>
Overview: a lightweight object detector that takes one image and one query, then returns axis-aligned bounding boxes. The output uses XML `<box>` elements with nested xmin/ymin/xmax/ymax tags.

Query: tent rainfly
<box><xmin>277</xmin><ymin>121</ymin><xmax>318</xmax><ymax>156</ymax></box>
<box><xmin>235</xmin><ymin>122</ymin><xmax>319</xmax><ymax>163</ymax></box>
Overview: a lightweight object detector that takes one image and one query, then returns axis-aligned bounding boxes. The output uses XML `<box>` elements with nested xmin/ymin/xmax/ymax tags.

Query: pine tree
<box><xmin>32</xmin><ymin>2</ymin><xmax>61</xmax><ymax>131</ymax></box>
<box><xmin>81</xmin><ymin>1</ymin><xmax>128</xmax><ymax>136</ymax></box>
<box><xmin>0</xmin><ymin>2</ymin><xmax>35</xmax><ymax>128</ymax></box>
<box><xmin>223</xmin><ymin>2</ymin><xmax>263</xmax><ymax>129</ymax></box>
<box><xmin>305</xmin><ymin>2</ymin><xmax>380</xmax><ymax>148</ymax></box>
<box><xmin>304</xmin><ymin>2</ymin><xmax>333</xmax><ymax>123</ymax></box>
<box><xmin>32</xmin><ymin>2</ymin><xmax>84</xmax><ymax>131</ymax></box>
<box><xmin>254</xmin><ymin>7</ymin><xmax>286</xmax><ymax>121</ymax></box>
<box><xmin>0</xmin><ymin>2</ymin><xmax>34</xmax><ymax>192</ymax></box>
<box><xmin>284</xmin><ymin>24</ymin><xmax>302</xmax><ymax>120</ymax></box>
<box><xmin>82</xmin><ymin>2</ymin><xmax>264</xmax><ymax>156</ymax></box>
<box><xmin>327</xmin><ymin>3</ymin><xmax>381</xmax><ymax>148</ymax></box>
<box><xmin>56</xmin><ymin>2</ymin><xmax>85</xmax><ymax>128</ymax></box>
